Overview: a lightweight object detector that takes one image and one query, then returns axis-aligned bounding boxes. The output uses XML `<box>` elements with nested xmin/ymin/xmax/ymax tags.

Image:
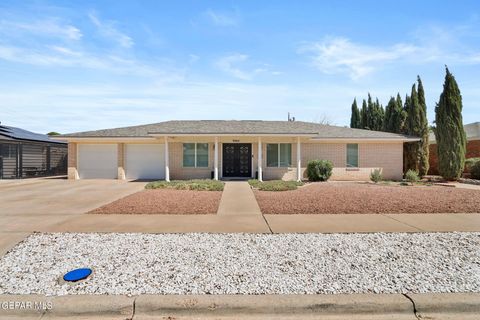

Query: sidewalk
<box><xmin>217</xmin><ymin>182</ymin><xmax>262</xmax><ymax>215</ymax></box>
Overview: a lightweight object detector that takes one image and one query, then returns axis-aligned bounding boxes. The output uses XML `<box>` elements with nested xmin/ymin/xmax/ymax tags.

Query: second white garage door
<box><xmin>125</xmin><ymin>144</ymin><xmax>165</xmax><ymax>180</ymax></box>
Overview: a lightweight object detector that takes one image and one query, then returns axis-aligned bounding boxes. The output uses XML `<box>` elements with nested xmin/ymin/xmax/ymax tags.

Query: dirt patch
<box><xmin>90</xmin><ymin>189</ymin><xmax>222</xmax><ymax>214</ymax></box>
<box><xmin>254</xmin><ymin>182</ymin><xmax>480</xmax><ymax>214</ymax></box>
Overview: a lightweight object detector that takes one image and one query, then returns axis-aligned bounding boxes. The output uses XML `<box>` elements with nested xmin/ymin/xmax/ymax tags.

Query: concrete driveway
<box><xmin>0</xmin><ymin>178</ymin><xmax>145</xmax><ymax>255</ymax></box>
<box><xmin>0</xmin><ymin>178</ymin><xmax>145</xmax><ymax>215</ymax></box>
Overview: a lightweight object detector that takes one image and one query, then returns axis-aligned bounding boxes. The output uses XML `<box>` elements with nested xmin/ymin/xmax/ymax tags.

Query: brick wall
<box><xmin>67</xmin><ymin>142</ymin><xmax>78</xmax><ymax>179</ymax></box>
<box><xmin>168</xmin><ymin>141</ymin><xmax>403</xmax><ymax>181</ymax></box>
<box><xmin>117</xmin><ymin>143</ymin><xmax>125</xmax><ymax>180</ymax></box>
<box><xmin>300</xmin><ymin>142</ymin><xmax>403</xmax><ymax>181</ymax></box>
<box><xmin>169</xmin><ymin>142</ymin><xmax>214</xmax><ymax>180</ymax></box>
<box><xmin>429</xmin><ymin>140</ymin><xmax>480</xmax><ymax>175</ymax></box>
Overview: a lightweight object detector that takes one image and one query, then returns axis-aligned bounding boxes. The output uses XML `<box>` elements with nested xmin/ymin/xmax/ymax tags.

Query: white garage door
<box><xmin>125</xmin><ymin>144</ymin><xmax>165</xmax><ymax>180</ymax></box>
<box><xmin>78</xmin><ymin>144</ymin><xmax>117</xmax><ymax>179</ymax></box>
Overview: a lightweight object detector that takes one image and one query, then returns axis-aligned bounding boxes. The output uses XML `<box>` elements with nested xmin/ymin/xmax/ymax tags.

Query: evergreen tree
<box><xmin>350</xmin><ymin>98</ymin><xmax>361</xmax><ymax>128</ymax></box>
<box><xmin>394</xmin><ymin>93</ymin><xmax>406</xmax><ymax>133</ymax></box>
<box><xmin>402</xmin><ymin>94</ymin><xmax>411</xmax><ymax>173</ymax></box>
<box><xmin>416</xmin><ymin>76</ymin><xmax>430</xmax><ymax>176</ymax></box>
<box><xmin>384</xmin><ymin>97</ymin><xmax>396</xmax><ymax>132</ymax></box>
<box><xmin>374</xmin><ymin>98</ymin><xmax>385</xmax><ymax>131</ymax></box>
<box><xmin>435</xmin><ymin>67</ymin><xmax>466</xmax><ymax>180</ymax></box>
<box><xmin>404</xmin><ymin>84</ymin><xmax>420</xmax><ymax>173</ymax></box>
<box><xmin>360</xmin><ymin>99</ymin><xmax>368</xmax><ymax>129</ymax></box>
<box><xmin>366</xmin><ymin>93</ymin><xmax>374</xmax><ymax>130</ymax></box>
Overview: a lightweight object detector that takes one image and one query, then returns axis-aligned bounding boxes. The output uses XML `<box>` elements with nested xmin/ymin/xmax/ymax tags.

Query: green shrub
<box><xmin>465</xmin><ymin>158</ymin><xmax>480</xmax><ymax>172</ymax></box>
<box><xmin>470</xmin><ymin>161</ymin><xmax>480</xmax><ymax>180</ymax></box>
<box><xmin>306</xmin><ymin>159</ymin><xmax>333</xmax><ymax>181</ymax></box>
<box><xmin>370</xmin><ymin>169</ymin><xmax>383</xmax><ymax>183</ymax></box>
<box><xmin>145</xmin><ymin>179</ymin><xmax>224</xmax><ymax>191</ymax></box>
<box><xmin>248</xmin><ymin>179</ymin><xmax>303</xmax><ymax>191</ymax></box>
<box><xmin>404</xmin><ymin>169</ymin><xmax>420</xmax><ymax>185</ymax></box>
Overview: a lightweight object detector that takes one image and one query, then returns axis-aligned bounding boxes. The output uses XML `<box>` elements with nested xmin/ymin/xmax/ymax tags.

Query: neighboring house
<box><xmin>429</xmin><ymin>122</ymin><xmax>480</xmax><ymax>175</ymax></box>
<box><xmin>0</xmin><ymin>124</ymin><xmax>67</xmax><ymax>179</ymax></box>
<box><xmin>58</xmin><ymin>120</ymin><xmax>418</xmax><ymax>181</ymax></box>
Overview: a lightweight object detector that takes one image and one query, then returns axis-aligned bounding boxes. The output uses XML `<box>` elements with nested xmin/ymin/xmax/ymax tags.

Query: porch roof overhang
<box><xmin>148</xmin><ymin>133</ymin><xmax>315</xmax><ymax>137</ymax></box>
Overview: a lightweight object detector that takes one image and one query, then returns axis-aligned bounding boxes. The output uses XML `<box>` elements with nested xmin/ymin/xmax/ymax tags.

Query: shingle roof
<box><xmin>60</xmin><ymin>120</ymin><xmax>416</xmax><ymax>140</ymax></box>
<box><xmin>0</xmin><ymin>125</ymin><xmax>66</xmax><ymax>144</ymax></box>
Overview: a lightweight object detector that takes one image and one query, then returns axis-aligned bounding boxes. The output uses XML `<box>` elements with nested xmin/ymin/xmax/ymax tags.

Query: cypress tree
<box><xmin>366</xmin><ymin>93</ymin><xmax>374</xmax><ymax>130</ymax></box>
<box><xmin>375</xmin><ymin>99</ymin><xmax>385</xmax><ymax>131</ymax></box>
<box><xmin>350</xmin><ymin>98</ymin><xmax>361</xmax><ymax>128</ymax></box>
<box><xmin>384</xmin><ymin>97</ymin><xmax>396</xmax><ymax>132</ymax></box>
<box><xmin>417</xmin><ymin>76</ymin><xmax>430</xmax><ymax>176</ymax></box>
<box><xmin>404</xmin><ymin>84</ymin><xmax>420</xmax><ymax>173</ymax></box>
<box><xmin>435</xmin><ymin>67</ymin><xmax>466</xmax><ymax>180</ymax></box>
<box><xmin>394</xmin><ymin>93</ymin><xmax>406</xmax><ymax>133</ymax></box>
<box><xmin>360</xmin><ymin>99</ymin><xmax>368</xmax><ymax>129</ymax></box>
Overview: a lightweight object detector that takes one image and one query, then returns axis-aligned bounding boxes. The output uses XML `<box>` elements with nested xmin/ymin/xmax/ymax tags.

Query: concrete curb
<box><xmin>0</xmin><ymin>295</ymin><xmax>134</xmax><ymax>319</ymax></box>
<box><xmin>1</xmin><ymin>293</ymin><xmax>479</xmax><ymax>319</ymax></box>
<box><xmin>410</xmin><ymin>293</ymin><xmax>480</xmax><ymax>319</ymax></box>
<box><xmin>134</xmin><ymin>294</ymin><xmax>413</xmax><ymax>317</ymax></box>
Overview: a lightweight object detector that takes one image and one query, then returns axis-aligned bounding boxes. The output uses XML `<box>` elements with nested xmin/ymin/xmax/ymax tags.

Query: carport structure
<box><xmin>0</xmin><ymin>125</ymin><xmax>67</xmax><ymax>179</ymax></box>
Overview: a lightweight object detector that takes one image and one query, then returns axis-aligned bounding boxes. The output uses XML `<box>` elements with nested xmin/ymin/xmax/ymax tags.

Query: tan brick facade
<box><xmin>117</xmin><ymin>143</ymin><xmax>126</xmax><ymax>180</ymax></box>
<box><xmin>169</xmin><ymin>142</ymin><xmax>215</xmax><ymax>180</ymax></box>
<box><xmin>67</xmin><ymin>142</ymin><xmax>78</xmax><ymax>179</ymax></box>
<box><xmin>68</xmin><ymin>139</ymin><xmax>404</xmax><ymax>181</ymax></box>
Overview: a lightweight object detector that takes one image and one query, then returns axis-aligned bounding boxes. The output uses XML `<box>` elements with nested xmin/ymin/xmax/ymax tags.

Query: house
<box><xmin>57</xmin><ymin>120</ymin><xmax>418</xmax><ymax>181</ymax></box>
<box><xmin>0</xmin><ymin>124</ymin><xmax>67</xmax><ymax>179</ymax></box>
<box><xmin>429</xmin><ymin>122</ymin><xmax>480</xmax><ymax>175</ymax></box>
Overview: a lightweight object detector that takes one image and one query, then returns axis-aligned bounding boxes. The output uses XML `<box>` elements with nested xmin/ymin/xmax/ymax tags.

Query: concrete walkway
<box><xmin>217</xmin><ymin>182</ymin><xmax>262</xmax><ymax>215</ymax></box>
<box><xmin>264</xmin><ymin>213</ymin><xmax>480</xmax><ymax>233</ymax></box>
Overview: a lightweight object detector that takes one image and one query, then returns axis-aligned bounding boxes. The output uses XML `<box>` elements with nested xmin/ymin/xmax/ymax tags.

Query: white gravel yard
<box><xmin>0</xmin><ymin>232</ymin><xmax>479</xmax><ymax>296</ymax></box>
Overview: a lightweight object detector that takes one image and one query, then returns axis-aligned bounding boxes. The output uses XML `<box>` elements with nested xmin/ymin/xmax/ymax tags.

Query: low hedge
<box><xmin>248</xmin><ymin>179</ymin><xmax>303</xmax><ymax>191</ymax></box>
<box><xmin>306</xmin><ymin>159</ymin><xmax>333</xmax><ymax>181</ymax></box>
<box><xmin>145</xmin><ymin>179</ymin><xmax>225</xmax><ymax>191</ymax></box>
<box><xmin>470</xmin><ymin>161</ymin><xmax>480</xmax><ymax>180</ymax></box>
<box><xmin>465</xmin><ymin>158</ymin><xmax>480</xmax><ymax>172</ymax></box>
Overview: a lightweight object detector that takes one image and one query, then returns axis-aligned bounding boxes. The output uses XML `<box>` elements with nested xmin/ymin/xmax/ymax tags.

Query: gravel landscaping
<box><xmin>255</xmin><ymin>182</ymin><xmax>480</xmax><ymax>214</ymax></box>
<box><xmin>0</xmin><ymin>232</ymin><xmax>479</xmax><ymax>296</ymax></box>
<box><xmin>89</xmin><ymin>189</ymin><xmax>221</xmax><ymax>214</ymax></box>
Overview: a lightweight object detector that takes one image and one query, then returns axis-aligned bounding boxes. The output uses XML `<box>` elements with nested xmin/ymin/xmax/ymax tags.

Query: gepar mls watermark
<box><xmin>1</xmin><ymin>300</ymin><xmax>53</xmax><ymax>311</ymax></box>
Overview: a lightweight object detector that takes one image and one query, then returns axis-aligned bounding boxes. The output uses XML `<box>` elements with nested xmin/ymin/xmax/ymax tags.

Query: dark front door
<box><xmin>222</xmin><ymin>143</ymin><xmax>252</xmax><ymax>177</ymax></box>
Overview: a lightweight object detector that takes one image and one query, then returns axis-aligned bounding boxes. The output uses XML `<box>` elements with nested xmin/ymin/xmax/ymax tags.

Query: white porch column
<box><xmin>214</xmin><ymin>137</ymin><xmax>219</xmax><ymax>180</ymax></box>
<box><xmin>164</xmin><ymin>136</ymin><xmax>170</xmax><ymax>181</ymax></box>
<box><xmin>257</xmin><ymin>137</ymin><xmax>263</xmax><ymax>181</ymax></box>
<box><xmin>297</xmin><ymin>137</ymin><xmax>301</xmax><ymax>181</ymax></box>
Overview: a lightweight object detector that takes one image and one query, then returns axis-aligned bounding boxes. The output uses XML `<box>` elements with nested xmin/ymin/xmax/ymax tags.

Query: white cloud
<box><xmin>0</xmin><ymin>43</ymin><xmax>182</xmax><ymax>79</ymax></box>
<box><xmin>301</xmin><ymin>37</ymin><xmax>419</xmax><ymax>80</ymax></box>
<box><xmin>215</xmin><ymin>54</ymin><xmax>272</xmax><ymax>80</ymax></box>
<box><xmin>0</xmin><ymin>19</ymin><xmax>82</xmax><ymax>40</ymax></box>
<box><xmin>88</xmin><ymin>12</ymin><xmax>133</xmax><ymax>48</ymax></box>
<box><xmin>301</xmin><ymin>29</ymin><xmax>480</xmax><ymax>80</ymax></box>
<box><xmin>204</xmin><ymin>9</ymin><xmax>239</xmax><ymax>27</ymax></box>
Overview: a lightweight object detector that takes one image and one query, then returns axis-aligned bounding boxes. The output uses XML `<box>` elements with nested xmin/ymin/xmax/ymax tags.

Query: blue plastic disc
<box><xmin>63</xmin><ymin>268</ymin><xmax>92</xmax><ymax>282</ymax></box>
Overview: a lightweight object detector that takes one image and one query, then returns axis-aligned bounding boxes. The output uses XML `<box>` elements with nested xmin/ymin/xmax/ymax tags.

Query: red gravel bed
<box><xmin>254</xmin><ymin>182</ymin><xmax>480</xmax><ymax>214</ymax></box>
<box><xmin>90</xmin><ymin>189</ymin><xmax>222</xmax><ymax>214</ymax></box>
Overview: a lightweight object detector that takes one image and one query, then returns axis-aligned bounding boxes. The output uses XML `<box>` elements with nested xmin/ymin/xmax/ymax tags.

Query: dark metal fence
<box><xmin>0</xmin><ymin>142</ymin><xmax>67</xmax><ymax>179</ymax></box>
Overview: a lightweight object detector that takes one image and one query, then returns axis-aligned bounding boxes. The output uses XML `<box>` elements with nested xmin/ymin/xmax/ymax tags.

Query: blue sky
<box><xmin>0</xmin><ymin>0</ymin><xmax>479</xmax><ymax>134</ymax></box>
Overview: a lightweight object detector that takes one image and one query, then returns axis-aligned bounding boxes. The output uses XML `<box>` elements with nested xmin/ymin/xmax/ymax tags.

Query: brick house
<box><xmin>58</xmin><ymin>120</ymin><xmax>418</xmax><ymax>181</ymax></box>
<box><xmin>429</xmin><ymin>122</ymin><xmax>480</xmax><ymax>175</ymax></box>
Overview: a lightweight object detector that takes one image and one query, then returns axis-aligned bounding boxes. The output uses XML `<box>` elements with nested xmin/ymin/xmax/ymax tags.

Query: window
<box><xmin>346</xmin><ymin>144</ymin><xmax>358</xmax><ymax>168</ymax></box>
<box><xmin>183</xmin><ymin>143</ymin><xmax>209</xmax><ymax>167</ymax></box>
<box><xmin>266</xmin><ymin>143</ymin><xmax>291</xmax><ymax>167</ymax></box>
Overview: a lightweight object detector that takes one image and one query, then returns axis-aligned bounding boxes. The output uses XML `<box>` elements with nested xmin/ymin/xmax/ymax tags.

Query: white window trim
<box><xmin>183</xmin><ymin>143</ymin><xmax>209</xmax><ymax>168</ymax></box>
<box><xmin>267</xmin><ymin>143</ymin><xmax>291</xmax><ymax>168</ymax></box>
